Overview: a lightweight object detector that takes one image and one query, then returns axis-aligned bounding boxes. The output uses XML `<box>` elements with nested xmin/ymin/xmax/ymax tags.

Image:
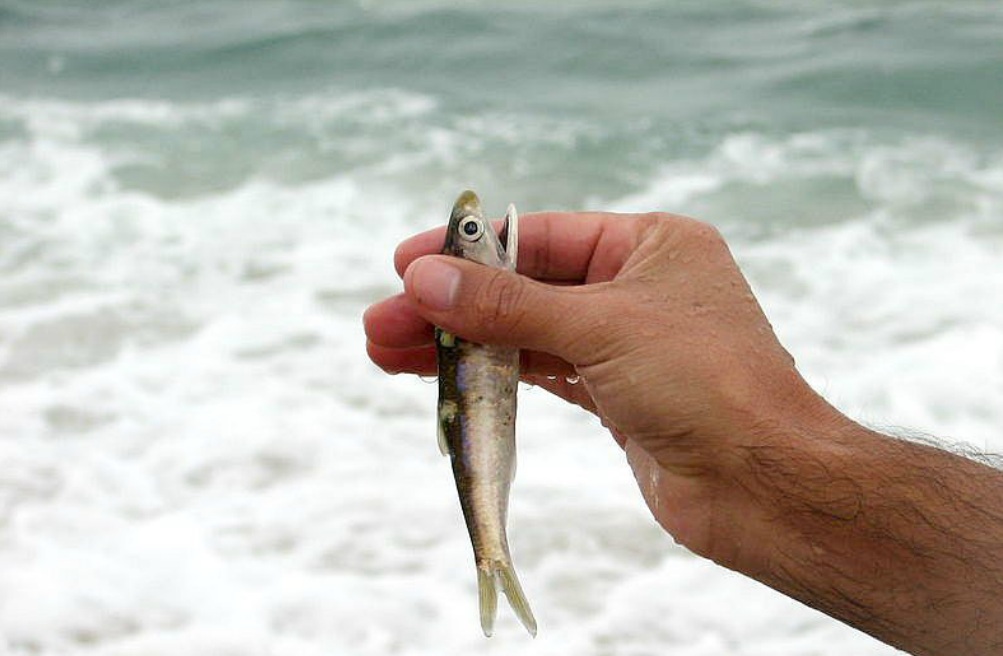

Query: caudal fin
<box><xmin>477</xmin><ymin>560</ymin><xmax>537</xmax><ymax>637</ymax></box>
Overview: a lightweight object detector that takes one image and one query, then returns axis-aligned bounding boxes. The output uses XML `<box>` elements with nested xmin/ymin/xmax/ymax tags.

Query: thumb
<box><xmin>403</xmin><ymin>254</ymin><xmax>601</xmax><ymax>362</ymax></box>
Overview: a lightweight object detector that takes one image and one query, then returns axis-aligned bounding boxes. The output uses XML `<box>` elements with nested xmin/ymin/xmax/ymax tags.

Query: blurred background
<box><xmin>1</xmin><ymin>1</ymin><xmax>1001</xmax><ymax>654</ymax></box>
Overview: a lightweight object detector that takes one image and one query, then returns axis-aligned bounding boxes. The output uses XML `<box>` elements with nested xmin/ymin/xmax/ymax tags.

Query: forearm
<box><xmin>728</xmin><ymin>413</ymin><xmax>1003</xmax><ymax>655</ymax></box>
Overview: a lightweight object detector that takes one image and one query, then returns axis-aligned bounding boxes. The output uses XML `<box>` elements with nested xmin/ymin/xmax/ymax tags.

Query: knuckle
<box><xmin>702</xmin><ymin>222</ymin><xmax>726</xmax><ymax>244</ymax></box>
<box><xmin>644</xmin><ymin>211</ymin><xmax>677</xmax><ymax>224</ymax></box>
<box><xmin>672</xmin><ymin>218</ymin><xmax>727</xmax><ymax>256</ymax></box>
<box><xmin>472</xmin><ymin>269</ymin><xmax>527</xmax><ymax>330</ymax></box>
<box><xmin>635</xmin><ymin>212</ymin><xmax>724</xmax><ymax>250</ymax></box>
<box><xmin>688</xmin><ymin>220</ymin><xmax>725</xmax><ymax>246</ymax></box>
<box><xmin>633</xmin><ymin>211</ymin><xmax>674</xmax><ymax>236</ymax></box>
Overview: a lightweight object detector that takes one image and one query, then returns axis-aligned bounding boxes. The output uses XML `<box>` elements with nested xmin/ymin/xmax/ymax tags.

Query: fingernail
<box><xmin>408</xmin><ymin>257</ymin><xmax>460</xmax><ymax>311</ymax></box>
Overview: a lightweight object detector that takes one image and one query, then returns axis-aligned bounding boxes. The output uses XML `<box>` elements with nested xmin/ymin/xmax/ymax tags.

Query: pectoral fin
<box><xmin>434</xmin><ymin>327</ymin><xmax>458</xmax><ymax>456</ymax></box>
<box><xmin>437</xmin><ymin>398</ymin><xmax>458</xmax><ymax>456</ymax></box>
<box><xmin>436</xmin><ymin>416</ymin><xmax>450</xmax><ymax>456</ymax></box>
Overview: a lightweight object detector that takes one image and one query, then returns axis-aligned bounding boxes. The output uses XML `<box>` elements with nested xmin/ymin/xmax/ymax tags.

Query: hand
<box><xmin>366</xmin><ymin>210</ymin><xmax>1003</xmax><ymax>654</ymax></box>
<box><xmin>364</xmin><ymin>211</ymin><xmax>840</xmax><ymax>563</ymax></box>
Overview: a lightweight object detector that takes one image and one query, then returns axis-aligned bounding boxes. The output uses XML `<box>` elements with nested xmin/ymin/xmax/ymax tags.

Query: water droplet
<box><xmin>565</xmin><ymin>375</ymin><xmax>580</xmax><ymax>385</ymax></box>
<box><xmin>545</xmin><ymin>375</ymin><xmax>558</xmax><ymax>381</ymax></box>
<box><xmin>419</xmin><ymin>375</ymin><xmax>438</xmax><ymax>384</ymax></box>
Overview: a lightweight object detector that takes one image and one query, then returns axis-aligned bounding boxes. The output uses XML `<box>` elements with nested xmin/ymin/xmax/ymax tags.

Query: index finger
<box><xmin>394</xmin><ymin>211</ymin><xmax>650</xmax><ymax>283</ymax></box>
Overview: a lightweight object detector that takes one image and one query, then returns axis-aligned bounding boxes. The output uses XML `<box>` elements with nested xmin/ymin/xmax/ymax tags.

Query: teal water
<box><xmin>4</xmin><ymin>2</ymin><xmax>1002</xmax><ymax>127</ymax></box>
<box><xmin>1</xmin><ymin>2</ymin><xmax>1002</xmax><ymax>655</ymax></box>
<box><xmin>2</xmin><ymin>1</ymin><xmax>1002</xmax><ymax>210</ymax></box>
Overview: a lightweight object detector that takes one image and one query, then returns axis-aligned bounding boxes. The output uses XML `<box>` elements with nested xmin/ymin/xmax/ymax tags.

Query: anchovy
<box><xmin>435</xmin><ymin>190</ymin><xmax>537</xmax><ymax>637</ymax></box>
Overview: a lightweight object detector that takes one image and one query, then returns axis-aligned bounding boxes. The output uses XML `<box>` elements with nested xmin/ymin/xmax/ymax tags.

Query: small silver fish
<box><xmin>435</xmin><ymin>190</ymin><xmax>537</xmax><ymax>637</ymax></box>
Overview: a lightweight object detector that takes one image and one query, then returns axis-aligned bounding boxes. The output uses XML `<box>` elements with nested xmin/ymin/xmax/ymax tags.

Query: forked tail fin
<box><xmin>476</xmin><ymin>559</ymin><xmax>537</xmax><ymax>637</ymax></box>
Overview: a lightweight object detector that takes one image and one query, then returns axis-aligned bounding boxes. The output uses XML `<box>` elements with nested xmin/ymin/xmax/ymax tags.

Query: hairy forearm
<box><xmin>730</xmin><ymin>416</ymin><xmax>1003</xmax><ymax>655</ymax></box>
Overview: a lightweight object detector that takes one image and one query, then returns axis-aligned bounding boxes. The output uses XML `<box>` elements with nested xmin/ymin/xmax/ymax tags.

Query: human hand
<box><xmin>366</xmin><ymin>210</ymin><xmax>1003</xmax><ymax>655</ymax></box>
<box><xmin>364</xmin><ymin>211</ymin><xmax>840</xmax><ymax>565</ymax></box>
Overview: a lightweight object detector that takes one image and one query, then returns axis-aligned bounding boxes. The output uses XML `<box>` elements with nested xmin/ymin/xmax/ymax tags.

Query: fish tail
<box><xmin>477</xmin><ymin>559</ymin><xmax>537</xmax><ymax>638</ymax></box>
<box><xmin>476</xmin><ymin>567</ymin><xmax>498</xmax><ymax>637</ymax></box>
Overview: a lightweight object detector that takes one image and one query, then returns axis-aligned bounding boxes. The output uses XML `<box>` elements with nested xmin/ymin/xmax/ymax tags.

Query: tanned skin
<box><xmin>364</xmin><ymin>211</ymin><xmax>1003</xmax><ymax>655</ymax></box>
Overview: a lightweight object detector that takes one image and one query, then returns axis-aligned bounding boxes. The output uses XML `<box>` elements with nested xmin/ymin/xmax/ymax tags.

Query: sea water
<box><xmin>1</xmin><ymin>1</ymin><xmax>1002</xmax><ymax>654</ymax></box>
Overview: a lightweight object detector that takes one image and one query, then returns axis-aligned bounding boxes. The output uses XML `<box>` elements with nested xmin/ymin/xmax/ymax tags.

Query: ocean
<box><xmin>1</xmin><ymin>1</ymin><xmax>1001</xmax><ymax>654</ymax></box>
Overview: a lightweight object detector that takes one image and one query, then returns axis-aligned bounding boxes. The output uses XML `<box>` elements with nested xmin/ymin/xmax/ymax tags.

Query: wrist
<box><xmin>699</xmin><ymin>378</ymin><xmax>860</xmax><ymax>574</ymax></box>
<box><xmin>635</xmin><ymin>368</ymin><xmax>852</xmax><ymax>572</ymax></box>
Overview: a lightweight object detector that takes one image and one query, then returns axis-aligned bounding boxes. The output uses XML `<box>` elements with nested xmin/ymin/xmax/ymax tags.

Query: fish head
<box><xmin>443</xmin><ymin>190</ymin><xmax>509</xmax><ymax>268</ymax></box>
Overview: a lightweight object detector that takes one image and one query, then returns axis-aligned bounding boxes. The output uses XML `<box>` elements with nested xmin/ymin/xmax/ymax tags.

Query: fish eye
<box><xmin>458</xmin><ymin>217</ymin><xmax>484</xmax><ymax>241</ymax></box>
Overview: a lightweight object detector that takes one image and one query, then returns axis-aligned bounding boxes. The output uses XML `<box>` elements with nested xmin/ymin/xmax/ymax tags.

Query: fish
<box><xmin>435</xmin><ymin>190</ymin><xmax>537</xmax><ymax>637</ymax></box>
